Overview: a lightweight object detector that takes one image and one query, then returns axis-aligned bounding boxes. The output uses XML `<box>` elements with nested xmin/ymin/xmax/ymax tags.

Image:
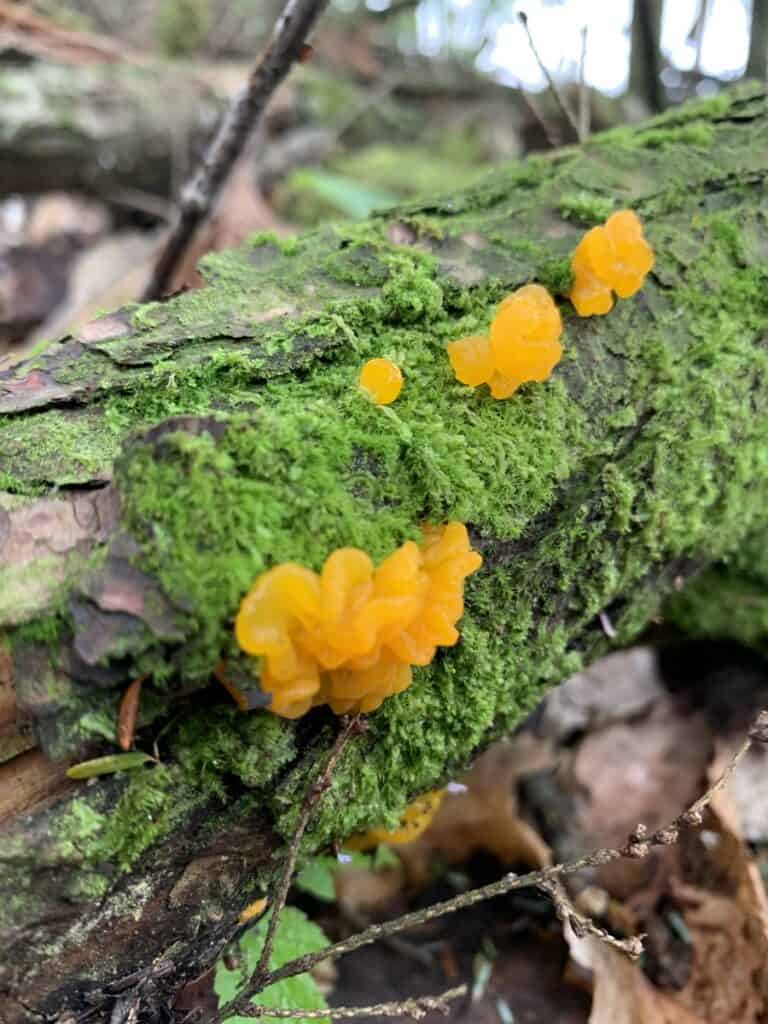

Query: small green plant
<box><xmin>214</xmin><ymin>908</ymin><xmax>331</xmax><ymax>1024</ymax></box>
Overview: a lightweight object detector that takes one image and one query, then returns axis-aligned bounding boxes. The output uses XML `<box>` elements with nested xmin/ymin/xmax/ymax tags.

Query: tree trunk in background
<box><xmin>630</xmin><ymin>0</ymin><xmax>665</xmax><ymax>112</ymax></box>
<box><xmin>1</xmin><ymin>84</ymin><xmax>768</xmax><ymax>1022</ymax></box>
<box><xmin>748</xmin><ymin>0</ymin><xmax>768</xmax><ymax>81</ymax></box>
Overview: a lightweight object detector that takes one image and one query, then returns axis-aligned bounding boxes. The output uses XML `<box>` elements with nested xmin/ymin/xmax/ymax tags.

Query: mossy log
<box><xmin>2</xmin><ymin>84</ymin><xmax>768</xmax><ymax>1021</ymax></box>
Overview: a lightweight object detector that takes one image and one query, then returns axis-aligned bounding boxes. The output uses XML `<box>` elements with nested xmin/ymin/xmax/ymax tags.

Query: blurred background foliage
<box><xmin>0</xmin><ymin>1</ymin><xmax>765</xmax><ymax>348</ymax></box>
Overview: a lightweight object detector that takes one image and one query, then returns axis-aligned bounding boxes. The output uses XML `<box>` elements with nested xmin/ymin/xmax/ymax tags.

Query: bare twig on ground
<box><xmin>254</xmin><ymin>715</ymin><xmax>366</xmax><ymax>982</ymax></box>
<box><xmin>143</xmin><ymin>0</ymin><xmax>330</xmax><ymax>300</ymax></box>
<box><xmin>540</xmin><ymin>878</ymin><xmax>643</xmax><ymax>958</ymax></box>
<box><xmin>241</xmin><ymin>985</ymin><xmax>467</xmax><ymax>1020</ymax></box>
<box><xmin>577</xmin><ymin>26</ymin><xmax>590</xmax><ymax>143</ymax></box>
<box><xmin>518</xmin><ymin>12</ymin><xmax>581</xmax><ymax>143</ymax></box>
<box><xmin>219</xmin><ymin>708</ymin><xmax>763</xmax><ymax>1013</ymax></box>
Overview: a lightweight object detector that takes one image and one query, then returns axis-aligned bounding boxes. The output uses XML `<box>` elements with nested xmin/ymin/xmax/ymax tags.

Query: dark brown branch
<box><xmin>518</xmin><ymin>11</ymin><xmax>581</xmax><ymax>142</ymax></box>
<box><xmin>219</xmin><ymin>710</ymin><xmax>761</xmax><ymax>1016</ymax></box>
<box><xmin>143</xmin><ymin>0</ymin><xmax>330</xmax><ymax>301</ymax></box>
<box><xmin>254</xmin><ymin>715</ymin><xmax>366</xmax><ymax>981</ymax></box>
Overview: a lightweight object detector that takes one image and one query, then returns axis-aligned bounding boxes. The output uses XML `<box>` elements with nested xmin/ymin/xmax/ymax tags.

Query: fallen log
<box><xmin>1</xmin><ymin>82</ymin><xmax>768</xmax><ymax>1021</ymax></box>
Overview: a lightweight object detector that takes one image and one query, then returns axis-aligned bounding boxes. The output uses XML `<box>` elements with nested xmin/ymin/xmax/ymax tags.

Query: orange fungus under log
<box><xmin>234</xmin><ymin>523</ymin><xmax>483</xmax><ymax>718</ymax></box>
<box><xmin>569</xmin><ymin>209</ymin><xmax>654</xmax><ymax>317</ymax></box>
<box><xmin>447</xmin><ymin>284</ymin><xmax>563</xmax><ymax>399</ymax></box>
<box><xmin>344</xmin><ymin>789</ymin><xmax>446</xmax><ymax>851</ymax></box>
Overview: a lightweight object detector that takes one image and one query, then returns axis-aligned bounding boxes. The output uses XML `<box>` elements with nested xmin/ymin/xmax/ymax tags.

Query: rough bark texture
<box><xmin>1</xmin><ymin>83</ymin><xmax>768</xmax><ymax>1021</ymax></box>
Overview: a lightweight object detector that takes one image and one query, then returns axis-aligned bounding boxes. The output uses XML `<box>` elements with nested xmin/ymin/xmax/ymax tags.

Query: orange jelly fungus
<box><xmin>358</xmin><ymin>358</ymin><xmax>403</xmax><ymax>405</ymax></box>
<box><xmin>238</xmin><ymin>896</ymin><xmax>268</xmax><ymax>924</ymax></box>
<box><xmin>344</xmin><ymin>790</ymin><xmax>445</xmax><ymax>851</ymax></box>
<box><xmin>447</xmin><ymin>284</ymin><xmax>562</xmax><ymax>400</ymax></box>
<box><xmin>235</xmin><ymin>523</ymin><xmax>482</xmax><ymax>719</ymax></box>
<box><xmin>569</xmin><ymin>209</ymin><xmax>654</xmax><ymax>317</ymax></box>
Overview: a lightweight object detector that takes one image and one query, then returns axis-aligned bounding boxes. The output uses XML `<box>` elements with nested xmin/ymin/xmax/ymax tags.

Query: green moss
<box><xmin>380</xmin><ymin>253</ymin><xmax>443</xmax><ymax>322</ymax></box>
<box><xmin>0</xmin><ymin>470</ymin><xmax>46</xmax><ymax>496</ymax></box>
<box><xmin>334</xmin><ymin>144</ymin><xmax>483</xmax><ymax>200</ymax></box>
<box><xmin>665</xmin><ymin>534</ymin><xmax>768</xmax><ymax>649</ymax></box>
<box><xmin>632</xmin><ymin>122</ymin><xmax>715</xmax><ymax>149</ymax></box>
<box><xmin>5</xmin><ymin>88</ymin><xmax>768</xmax><ymax>877</ymax></box>
<box><xmin>538</xmin><ymin>255</ymin><xmax>573</xmax><ymax>296</ymax></box>
<box><xmin>11</xmin><ymin>611</ymin><xmax>69</xmax><ymax>651</ymax></box>
<box><xmin>174</xmin><ymin>706</ymin><xmax>297</xmax><ymax>792</ymax></box>
<box><xmin>558</xmin><ymin>191</ymin><xmax>615</xmax><ymax>225</ymax></box>
<box><xmin>55</xmin><ymin>764</ymin><xmax>203</xmax><ymax>874</ymax></box>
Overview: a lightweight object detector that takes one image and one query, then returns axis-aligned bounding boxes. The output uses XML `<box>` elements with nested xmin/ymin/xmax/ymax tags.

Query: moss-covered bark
<box><xmin>1</xmin><ymin>84</ymin><xmax>768</xmax><ymax>1020</ymax></box>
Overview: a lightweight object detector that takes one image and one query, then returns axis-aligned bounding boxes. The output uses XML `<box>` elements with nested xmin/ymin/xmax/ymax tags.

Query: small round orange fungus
<box><xmin>235</xmin><ymin>524</ymin><xmax>482</xmax><ymax>719</ymax></box>
<box><xmin>344</xmin><ymin>790</ymin><xmax>445</xmax><ymax>851</ymax></box>
<box><xmin>358</xmin><ymin>358</ymin><xmax>403</xmax><ymax>405</ymax></box>
<box><xmin>570</xmin><ymin>209</ymin><xmax>654</xmax><ymax>317</ymax></box>
<box><xmin>446</xmin><ymin>284</ymin><xmax>562</xmax><ymax>399</ymax></box>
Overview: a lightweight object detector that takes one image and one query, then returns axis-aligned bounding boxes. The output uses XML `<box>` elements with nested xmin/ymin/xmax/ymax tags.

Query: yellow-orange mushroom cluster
<box><xmin>447</xmin><ymin>283</ymin><xmax>563</xmax><ymax>399</ymax></box>
<box><xmin>235</xmin><ymin>523</ymin><xmax>482</xmax><ymax>718</ymax></box>
<box><xmin>569</xmin><ymin>209</ymin><xmax>654</xmax><ymax>317</ymax></box>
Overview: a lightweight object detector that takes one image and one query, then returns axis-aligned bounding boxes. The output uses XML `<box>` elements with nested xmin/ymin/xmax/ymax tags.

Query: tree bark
<box><xmin>629</xmin><ymin>0</ymin><xmax>665</xmax><ymax>112</ymax></box>
<box><xmin>747</xmin><ymin>0</ymin><xmax>768</xmax><ymax>81</ymax></box>
<box><xmin>1</xmin><ymin>83</ymin><xmax>768</xmax><ymax>1021</ymax></box>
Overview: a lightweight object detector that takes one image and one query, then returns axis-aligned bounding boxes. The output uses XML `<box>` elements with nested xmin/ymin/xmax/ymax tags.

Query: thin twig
<box><xmin>540</xmin><ymin>878</ymin><xmax>642</xmax><ymax>959</ymax></box>
<box><xmin>241</xmin><ymin>985</ymin><xmax>467</xmax><ymax>1020</ymax></box>
<box><xmin>143</xmin><ymin>0</ymin><xmax>330</xmax><ymax>300</ymax></box>
<box><xmin>254</xmin><ymin>715</ymin><xmax>366</xmax><ymax>982</ymax></box>
<box><xmin>219</xmin><ymin>708</ymin><xmax>764</xmax><ymax>1015</ymax></box>
<box><xmin>518</xmin><ymin>11</ymin><xmax>581</xmax><ymax>143</ymax></box>
<box><xmin>577</xmin><ymin>26</ymin><xmax>590</xmax><ymax>143</ymax></box>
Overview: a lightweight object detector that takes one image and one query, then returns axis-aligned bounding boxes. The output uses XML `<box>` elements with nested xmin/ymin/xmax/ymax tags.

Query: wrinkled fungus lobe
<box><xmin>345</xmin><ymin>789</ymin><xmax>445</xmax><ymax>850</ymax></box>
<box><xmin>358</xmin><ymin>357</ymin><xmax>403</xmax><ymax>405</ymax></box>
<box><xmin>447</xmin><ymin>284</ymin><xmax>562</xmax><ymax>399</ymax></box>
<box><xmin>235</xmin><ymin>523</ymin><xmax>482</xmax><ymax>718</ymax></box>
<box><xmin>569</xmin><ymin>209</ymin><xmax>654</xmax><ymax>317</ymax></box>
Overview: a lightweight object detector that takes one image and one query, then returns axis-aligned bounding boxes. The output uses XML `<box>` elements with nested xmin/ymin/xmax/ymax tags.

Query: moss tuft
<box><xmin>558</xmin><ymin>191</ymin><xmax>615</xmax><ymax>226</ymax></box>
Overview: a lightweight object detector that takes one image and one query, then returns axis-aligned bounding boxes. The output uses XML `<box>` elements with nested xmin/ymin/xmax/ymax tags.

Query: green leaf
<box><xmin>372</xmin><ymin>844</ymin><xmax>399</xmax><ymax>869</ymax></box>
<box><xmin>65</xmin><ymin>752</ymin><xmax>153</xmax><ymax>778</ymax></box>
<box><xmin>295</xmin><ymin>850</ymin><xmax>390</xmax><ymax>902</ymax></box>
<box><xmin>294</xmin><ymin>857</ymin><xmax>337</xmax><ymax>902</ymax></box>
<box><xmin>214</xmin><ymin>907</ymin><xmax>331</xmax><ymax>1024</ymax></box>
<box><xmin>289</xmin><ymin>169</ymin><xmax>398</xmax><ymax>219</ymax></box>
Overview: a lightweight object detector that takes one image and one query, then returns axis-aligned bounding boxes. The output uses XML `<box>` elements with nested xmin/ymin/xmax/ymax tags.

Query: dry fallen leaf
<box><xmin>397</xmin><ymin>734</ymin><xmax>556</xmax><ymax>887</ymax></box>
<box><xmin>569</xmin><ymin>934</ymin><xmax>706</xmax><ymax>1024</ymax></box>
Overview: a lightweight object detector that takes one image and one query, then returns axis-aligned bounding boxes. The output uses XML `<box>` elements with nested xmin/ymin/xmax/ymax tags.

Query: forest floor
<box><xmin>173</xmin><ymin>638</ymin><xmax>768</xmax><ymax>1024</ymax></box>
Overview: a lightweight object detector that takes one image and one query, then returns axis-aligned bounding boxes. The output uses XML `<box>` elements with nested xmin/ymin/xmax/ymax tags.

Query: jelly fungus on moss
<box><xmin>358</xmin><ymin>357</ymin><xmax>403</xmax><ymax>405</ymax></box>
<box><xmin>569</xmin><ymin>209</ymin><xmax>654</xmax><ymax>317</ymax></box>
<box><xmin>234</xmin><ymin>523</ymin><xmax>482</xmax><ymax>718</ymax></box>
<box><xmin>344</xmin><ymin>789</ymin><xmax>445</xmax><ymax>850</ymax></box>
<box><xmin>447</xmin><ymin>284</ymin><xmax>563</xmax><ymax>399</ymax></box>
